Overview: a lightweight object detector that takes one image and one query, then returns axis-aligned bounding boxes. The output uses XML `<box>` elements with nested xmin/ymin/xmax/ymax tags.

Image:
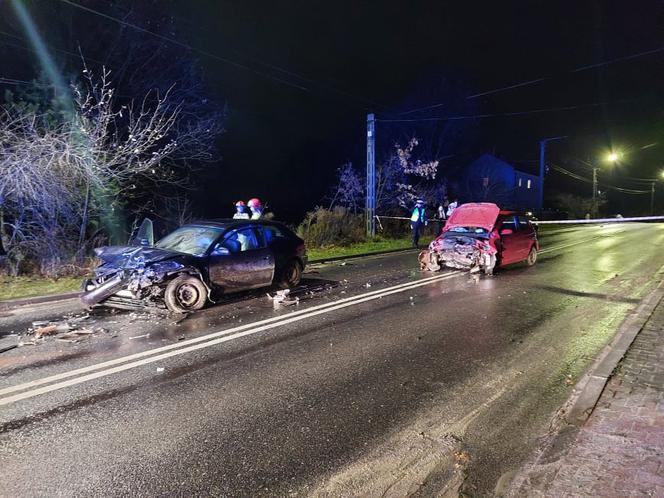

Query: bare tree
<box><xmin>0</xmin><ymin>67</ymin><xmax>219</xmax><ymax>275</ymax></box>
<box><xmin>328</xmin><ymin>162</ymin><xmax>363</xmax><ymax>213</ymax></box>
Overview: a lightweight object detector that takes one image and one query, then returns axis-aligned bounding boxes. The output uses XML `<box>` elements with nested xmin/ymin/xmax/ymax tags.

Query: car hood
<box><xmin>95</xmin><ymin>245</ymin><xmax>186</xmax><ymax>269</ymax></box>
<box><xmin>444</xmin><ymin>202</ymin><xmax>500</xmax><ymax>232</ymax></box>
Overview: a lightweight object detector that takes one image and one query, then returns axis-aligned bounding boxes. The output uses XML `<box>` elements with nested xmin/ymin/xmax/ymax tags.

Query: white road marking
<box><xmin>0</xmin><ymin>272</ymin><xmax>460</xmax><ymax>405</ymax></box>
<box><xmin>1</xmin><ymin>226</ymin><xmax>639</xmax><ymax>407</ymax></box>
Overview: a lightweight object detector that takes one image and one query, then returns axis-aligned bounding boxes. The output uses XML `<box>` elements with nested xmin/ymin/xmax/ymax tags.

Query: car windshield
<box><xmin>155</xmin><ymin>226</ymin><xmax>223</xmax><ymax>256</ymax></box>
<box><xmin>448</xmin><ymin>226</ymin><xmax>488</xmax><ymax>234</ymax></box>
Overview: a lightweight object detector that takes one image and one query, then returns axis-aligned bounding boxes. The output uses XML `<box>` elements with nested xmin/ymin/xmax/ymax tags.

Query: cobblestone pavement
<box><xmin>518</xmin><ymin>302</ymin><xmax>664</xmax><ymax>497</ymax></box>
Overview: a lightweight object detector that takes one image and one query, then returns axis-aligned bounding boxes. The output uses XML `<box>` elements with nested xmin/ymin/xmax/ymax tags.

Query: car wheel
<box><xmin>164</xmin><ymin>274</ymin><xmax>208</xmax><ymax>313</ymax></box>
<box><xmin>526</xmin><ymin>246</ymin><xmax>538</xmax><ymax>266</ymax></box>
<box><xmin>276</xmin><ymin>259</ymin><xmax>302</xmax><ymax>289</ymax></box>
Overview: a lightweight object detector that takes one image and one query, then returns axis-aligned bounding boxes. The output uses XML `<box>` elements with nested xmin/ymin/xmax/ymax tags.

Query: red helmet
<box><xmin>235</xmin><ymin>200</ymin><xmax>246</xmax><ymax>207</ymax></box>
<box><xmin>247</xmin><ymin>198</ymin><xmax>262</xmax><ymax>209</ymax></box>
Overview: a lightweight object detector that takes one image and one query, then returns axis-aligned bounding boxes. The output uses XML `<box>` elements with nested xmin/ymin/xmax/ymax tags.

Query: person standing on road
<box><xmin>436</xmin><ymin>200</ymin><xmax>447</xmax><ymax>234</ymax></box>
<box><xmin>410</xmin><ymin>199</ymin><xmax>427</xmax><ymax>248</ymax></box>
<box><xmin>446</xmin><ymin>197</ymin><xmax>458</xmax><ymax>218</ymax></box>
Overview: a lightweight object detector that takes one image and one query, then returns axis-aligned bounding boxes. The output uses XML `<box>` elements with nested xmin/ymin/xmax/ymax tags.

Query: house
<box><xmin>458</xmin><ymin>154</ymin><xmax>540</xmax><ymax>211</ymax></box>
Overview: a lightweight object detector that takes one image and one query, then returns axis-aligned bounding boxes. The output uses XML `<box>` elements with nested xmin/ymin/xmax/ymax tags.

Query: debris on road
<box><xmin>267</xmin><ymin>289</ymin><xmax>299</xmax><ymax>308</ymax></box>
<box><xmin>34</xmin><ymin>325</ymin><xmax>58</xmax><ymax>338</ymax></box>
<box><xmin>129</xmin><ymin>333</ymin><xmax>150</xmax><ymax>340</ymax></box>
<box><xmin>0</xmin><ymin>344</ymin><xmax>19</xmax><ymax>354</ymax></box>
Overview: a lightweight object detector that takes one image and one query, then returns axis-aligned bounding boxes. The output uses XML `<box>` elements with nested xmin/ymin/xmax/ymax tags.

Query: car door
<box><xmin>497</xmin><ymin>215</ymin><xmax>521</xmax><ymax>265</ymax></box>
<box><xmin>517</xmin><ymin>215</ymin><xmax>537</xmax><ymax>256</ymax></box>
<box><xmin>208</xmin><ymin>227</ymin><xmax>275</xmax><ymax>292</ymax></box>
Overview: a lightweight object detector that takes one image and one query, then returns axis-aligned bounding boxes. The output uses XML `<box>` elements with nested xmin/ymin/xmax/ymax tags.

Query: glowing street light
<box><xmin>607</xmin><ymin>151</ymin><xmax>620</xmax><ymax>163</ymax></box>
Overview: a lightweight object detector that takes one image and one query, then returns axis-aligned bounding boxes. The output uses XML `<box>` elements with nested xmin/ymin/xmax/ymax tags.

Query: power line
<box><xmin>398</xmin><ymin>44</ymin><xmax>664</xmax><ymax>116</ymax></box>
<box><xmin>56</xmin><ymin>0</ymin><xmax>384</xmax><ymax>110</ymax></box>
<box><xmin>0</xmin><ymin>32</ymin><xmax>106</xmax><ymax>66</ymax></box>
<box><xmin>571</xmin><ymin>158</ymin><xmax>661</xmax><ymax>184</ymax></box>
<box><xmin>549</xmin><ymin>163</ymin><xmax>651</xmax><ymax>194</ymax></box>
<box><xmin>376</xmin><ymin>98</ymin><xmax>643</xmax><ymax>123</ymax></box>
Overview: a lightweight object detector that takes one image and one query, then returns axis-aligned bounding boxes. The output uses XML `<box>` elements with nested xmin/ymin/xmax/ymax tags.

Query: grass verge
<box><xmin>0</xmin><ymin>275</ymin><xmax>81</xmax><ymax>302</ymax></box>
<box><xmin>308</xmin><ymin>236</ymin><xmax>431</xmax><ymax>261</ymax></box>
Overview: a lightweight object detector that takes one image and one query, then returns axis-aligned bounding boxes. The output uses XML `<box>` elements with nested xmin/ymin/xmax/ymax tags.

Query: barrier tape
<box><xmin>532</xmin><ymin>216</ymin><xmax>664</xmax><ymax>224</ymax></box>
<box><xmin>375</xmin><ymin>214</ymin><xmax>664</xmax><ymax>225</ymax></box>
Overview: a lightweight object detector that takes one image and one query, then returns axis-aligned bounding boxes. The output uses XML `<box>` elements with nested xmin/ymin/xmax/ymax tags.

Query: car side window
<box><xmin>219</xmin><ymin>228</ymin><xmax>260</xmax><ymax>253</ymax></box>
<box><xmin>518</xmin><ymin>216</ymin><xmax>530</xmax><ymax>229</ymax></box>
<box><xmin>500</xmin><ymin>216</ymin><xmax>517</xmax><ymax>231</ymax></box>
<box><xmin>262</xmin><ymin>225</ymin><xmax>285</xmax><ymax>244</ymax></box>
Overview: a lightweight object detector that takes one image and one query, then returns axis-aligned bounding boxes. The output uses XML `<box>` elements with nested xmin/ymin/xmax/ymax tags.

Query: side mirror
<box><xmin>500</xmin><ymin>228</ymin><xmax>514</xmax><ymax>236</ymax></box>
<box><xmin>211</xmin><ymin>246</ymin><xmax>230</xmax><ymax>257</ymax></box>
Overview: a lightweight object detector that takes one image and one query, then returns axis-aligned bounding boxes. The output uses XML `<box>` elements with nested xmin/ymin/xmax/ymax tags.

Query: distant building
<box><xmin>458</xmin><ymin>154</ymin><xmax>540</xmax><ymax>211</ymax></box>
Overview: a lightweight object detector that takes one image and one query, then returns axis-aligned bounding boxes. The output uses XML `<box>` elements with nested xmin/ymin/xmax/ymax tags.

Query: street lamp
<box><xmin>591</xmin><ymin>152</ymin><xmax>620</xmax><ymax>217</ymax></box>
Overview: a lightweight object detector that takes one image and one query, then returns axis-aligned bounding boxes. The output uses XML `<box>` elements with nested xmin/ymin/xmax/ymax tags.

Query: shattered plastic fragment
<box><xmin>34</xmin><ymin>325</ymin><xmax>58</xmax><ymax>338</ymax></box>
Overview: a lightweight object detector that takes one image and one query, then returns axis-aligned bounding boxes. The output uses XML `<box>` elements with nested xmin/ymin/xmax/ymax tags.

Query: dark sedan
<box><xmin>82</xmin><ymin>220</ymin><xmax>307</xmax><ymax>313</ymax></box>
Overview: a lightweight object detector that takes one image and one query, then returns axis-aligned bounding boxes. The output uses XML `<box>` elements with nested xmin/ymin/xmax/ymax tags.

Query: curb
<box><xmin>564</xmin><ymin>276</ymin><xmax>664</xmax><ymax>425</ymax></box>
<box><xmin>0</xmin><ymin>291</ymin><xmax>82</xmax><ymax>311</ymax></box>
<box><xmin>506</xmin><ymin>270</ymin><xmax>664</xmax><ymax>496</ymax></box>
<box><xmin>0</xmin><ymin>247</ymin><xmax>422</xmax><ymax>311</ymax></box>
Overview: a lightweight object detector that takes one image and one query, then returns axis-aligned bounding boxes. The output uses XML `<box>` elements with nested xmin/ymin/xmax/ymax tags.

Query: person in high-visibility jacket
<box><xmin>410</xmin><ymin>199</ymin><xmax>427</xmax><ymax>248</ymax></box>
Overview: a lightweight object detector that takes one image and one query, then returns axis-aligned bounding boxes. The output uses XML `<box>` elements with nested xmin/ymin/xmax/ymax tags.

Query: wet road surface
<box><xmin>1</xmin><ymin>223</ymin><xmax>663</xmax><ymax>496</ymax></box>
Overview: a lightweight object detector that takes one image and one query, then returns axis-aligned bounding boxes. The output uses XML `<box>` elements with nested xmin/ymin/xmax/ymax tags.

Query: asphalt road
<box><xmin>1</xmin><ymin>223</ymin><xmax>663</xmax><ymax>497</ymax></box>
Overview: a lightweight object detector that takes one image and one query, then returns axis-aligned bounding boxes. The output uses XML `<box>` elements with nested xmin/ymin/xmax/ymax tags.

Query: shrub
<box><xmin>297</xmin><ymin>207</ymin><xmax>365</xmax><ymax>248</ymax></box>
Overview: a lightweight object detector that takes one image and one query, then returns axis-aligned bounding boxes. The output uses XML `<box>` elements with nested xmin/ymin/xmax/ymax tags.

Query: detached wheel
<box><xmin>164</xmin><ymin>275</ymin><xmax>208</xmax><ymax>313</ymax></box>
<box><xmin>526</xmin><ymin>246</ymin><xmax>538</xmax><ymax>266</ymax></box>
<box><xmin>276</xmin><ymin>259</ymin><xmax>302</xmax><ymax>289</ymax></box>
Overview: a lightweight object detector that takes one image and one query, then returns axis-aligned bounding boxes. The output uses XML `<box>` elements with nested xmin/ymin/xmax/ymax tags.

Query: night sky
<box><xmin>2</xmin><ymin>1</ymin><xmax>664</xmax><ymax>220</ymax></box>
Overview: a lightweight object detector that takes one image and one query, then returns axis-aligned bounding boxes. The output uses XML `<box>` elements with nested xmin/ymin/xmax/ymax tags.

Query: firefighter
<box><xmin>247</xmin><ymin>197</ymin><xmax>263</xmax><ymax>220</ymax></box>
<box><xmin>410</xmin><ymin>199</ymin><xmax>427</xmax><ymax>248</ymax></box>
<box><xmin>233</xmin><ymin>201</ymin><xmax>250</xmax><ymax>219</ymax></box>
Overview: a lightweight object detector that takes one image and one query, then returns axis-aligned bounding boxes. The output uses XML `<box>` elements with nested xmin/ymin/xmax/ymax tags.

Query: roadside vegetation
<box><xmin>0</xmin><ymin>275</ymin><xmax>81</xmax><ymax>301</ymax></box>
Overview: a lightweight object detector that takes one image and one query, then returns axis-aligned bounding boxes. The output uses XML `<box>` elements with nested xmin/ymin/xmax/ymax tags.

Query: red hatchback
<box><xmin>419</xmin><ymin>202</ymin><xmax>539</xmax><ymax>275</ymax></box>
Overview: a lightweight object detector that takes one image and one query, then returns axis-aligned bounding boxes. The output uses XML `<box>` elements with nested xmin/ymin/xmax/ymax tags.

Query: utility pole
<box><xmin>592</xmin><ymin>166</ymin><xmax>599</xmax><ymax>218</ymax></box>
<box><xmin>651</xmin><ymin>181</ymin><xmax>656</xmax><ymax>215</ymax></box>
<box><xmin>538</xmin><ymin>136</ymin><xmax>566</xmax><ymax>214</ymax></box>
<box><xmin>366</xmin><ymin>113</ymin><xmax>376</xmax><ymax>237</ymax></box>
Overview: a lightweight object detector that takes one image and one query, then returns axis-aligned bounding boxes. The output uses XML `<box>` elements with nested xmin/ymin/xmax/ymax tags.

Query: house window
<box><xmin>527</xmin><ymin>179</ymin><xmax>532</xmax><ymax>189</ymax></box>
<box><xmin>482</xmin><ymin>177</ymin><xmax>489</xmax><ymax>187</ymax></box>
<box><xmin>518</xmin><ymin>178</ymin><xmax>522</xmax><ymax>187</ymax></box>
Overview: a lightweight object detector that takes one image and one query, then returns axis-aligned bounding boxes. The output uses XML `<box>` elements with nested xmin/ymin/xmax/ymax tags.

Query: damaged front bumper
<box><xmin>81</xmin><ymin>259</ymin><xmax>188</xmax><ymax>310</ymax></box>
<box><xmin>419</xmin><ymin>235</ymin><xmax>497</xmax><ymax>274</ymax></box>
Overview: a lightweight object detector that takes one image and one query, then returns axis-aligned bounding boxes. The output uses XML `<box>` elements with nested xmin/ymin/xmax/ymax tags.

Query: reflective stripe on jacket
<box><xmin>410</xmin><ymin>207</ymin><xmax>426</xmax><ymax>223</ymax></box>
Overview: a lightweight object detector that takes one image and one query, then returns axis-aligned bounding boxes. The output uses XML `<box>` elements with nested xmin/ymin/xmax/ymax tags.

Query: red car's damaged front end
<box><xmin>419</xmin><ymin>202</ymin><xmax>538</xmax><ymax>275</ymax></box>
